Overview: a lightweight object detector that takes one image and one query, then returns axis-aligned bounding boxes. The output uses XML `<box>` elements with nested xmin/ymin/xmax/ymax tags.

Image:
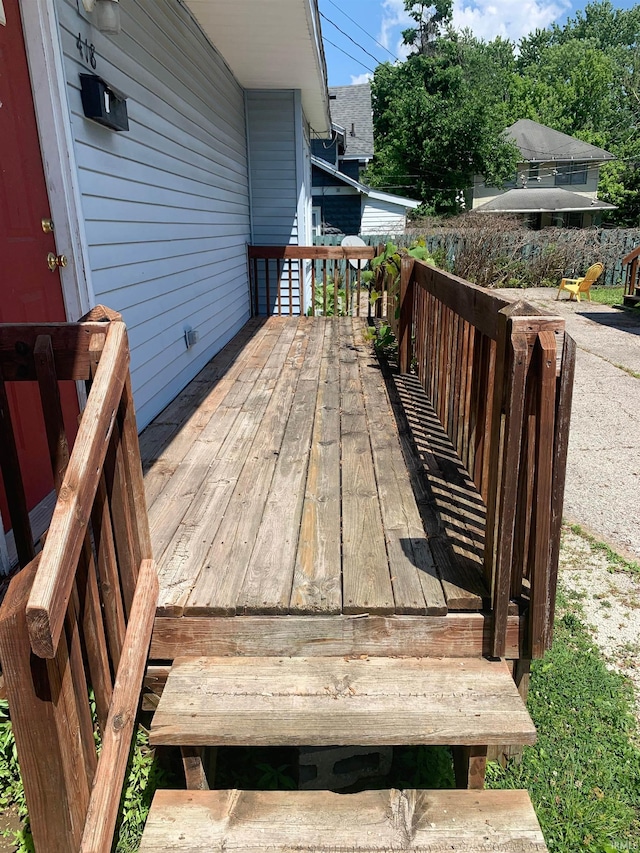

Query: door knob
<box><xmin>47</xmin><ymin>253</ymin><xmax>67</xmax><ymax>271</ymax></box>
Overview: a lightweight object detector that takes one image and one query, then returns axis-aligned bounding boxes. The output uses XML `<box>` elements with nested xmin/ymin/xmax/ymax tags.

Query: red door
<box><xmin>0</xmin><ymin>0</ymin><xmax>79</xmax><ymax>537</ymax></box>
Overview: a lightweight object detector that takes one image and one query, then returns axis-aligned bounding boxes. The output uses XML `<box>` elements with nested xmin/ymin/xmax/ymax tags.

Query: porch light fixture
<box><xmin>96</xmin><ymin>0</ymin><xmax>121</xmax><ymax>34</ymax></box>
<box><xmin>81</xmin><ymin>0</ymin><xmax>121</xmax><ymax>34</ymax></box>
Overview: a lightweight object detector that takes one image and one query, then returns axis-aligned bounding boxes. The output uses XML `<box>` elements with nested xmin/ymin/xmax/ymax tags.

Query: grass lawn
<box><xmin>588</xmin><ymin>286</ymin><xmax>626</xmax><ymax>306</ymax></box>
<box><xmin>488</xmin><ymin>590</ymin><xmax>640</xmax><ymax>853</ymax></box>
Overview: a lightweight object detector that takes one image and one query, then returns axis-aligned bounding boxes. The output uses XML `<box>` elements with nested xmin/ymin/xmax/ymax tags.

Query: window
<box><xmin>529</xmin><ymin>162</ymin><xmax>540</xmax><ymax>180</ymax></box>
<box><xmin>554</xmin><ymin>162</ymin><xmax>588</xmax><ymax>186</ymax></box>
<box><xmin>312</xmin><ymin>206</ymin><xmax>322</xmax><ymax>237</ymax></box>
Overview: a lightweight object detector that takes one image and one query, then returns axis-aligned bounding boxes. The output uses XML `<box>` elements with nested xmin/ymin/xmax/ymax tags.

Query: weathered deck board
<box><xmin>354</xmin><ymin>319</ymin><xmax>446</xmax><ymax>616</ymax></box>
<box><xmin>140</xmin><ymin>789</ymin><xmax>548</xmax><ymax>853</ymax></box>
<box><xmin>290</xmin><ymin>320</ymin><xmax>342</xmax><ymax>614</ymax></box>
<box><xmin>140</xmin><ymin>317</ymin><xmax>493</xmax><ymax>623</ymax></box>
<box><xmin>340</xmin><ymin>319</ymin><xmax>395</xmax><ymax>615</ymax></box>
<box><xmin>150</xmin><ymin>656</ymin><xmax>536</xmax><ymax>747</ymax></box>
<box><xmin>185</xmin><ymin>322</ymin><xmax>309</xmax><ymax>615</ymax></box>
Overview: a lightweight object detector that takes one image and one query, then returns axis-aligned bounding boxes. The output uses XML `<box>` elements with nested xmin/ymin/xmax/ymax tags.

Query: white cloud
<box><xmin>351</xmin><ymin>72</ymin><xmax>374</xmax><ymax>84</ymax></box>
<box><xmin>379</xmin><ymin>0</ymin><xmax>413</xmax><ymax>55</ymax></box>
<box><xmin>378</xmin><ymin>0</ymin><xmax>571</xmax><ymax>50</ymax></box>
<box><xmin>451</xmin><ymin>0</ymin><xmax>571</xmax><ymax>43</ymax></box>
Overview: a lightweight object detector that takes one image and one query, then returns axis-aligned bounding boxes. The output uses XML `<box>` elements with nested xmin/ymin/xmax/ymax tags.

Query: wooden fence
<box><xmin>398</xmin><ymin>259</ymin><xmax>575</xmax><ymax>658</ymax></box>
<box><xmin>316</xmin><ymin>229</ymin><xmax>640</xmax><ymax>287</ymax></box>
<box><xmin>0</xmin><ymin>309</ymin><xmax>157</xmax><ymax>852</ymax></box>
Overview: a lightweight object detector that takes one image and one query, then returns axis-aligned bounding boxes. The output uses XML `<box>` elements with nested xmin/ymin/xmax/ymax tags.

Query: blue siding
<box><xmin>247</xmin><ymin>91</ymin><xmax>302</xmax><ymax>314</ymax></box>
<box><xmin>56</xmin><ymin>0</ymin><xmax>251</xmax><ymax>428</ymax></box>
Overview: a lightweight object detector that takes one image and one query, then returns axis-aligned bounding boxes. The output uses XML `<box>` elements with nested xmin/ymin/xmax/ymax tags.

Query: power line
<box><xmin>322</xmin><ymin>36</ymin><xmax>377</xmax><ymax>75</ymax></box>
<box><xmin>320</xmin><ymin>12</ymin><xmax>382</xmax><ymax>69</ymax></box>
<box><xmin>322</xmin><ymin>0</ymin><xmax>401</xmax><ymax>62</ymax></box>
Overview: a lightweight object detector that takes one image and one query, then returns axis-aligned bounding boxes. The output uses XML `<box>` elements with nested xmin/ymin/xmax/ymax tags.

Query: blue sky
<box><xmin>319</xmin><ymin>0</ymin><xmax>638</xmax><ymax>85</ymax></box>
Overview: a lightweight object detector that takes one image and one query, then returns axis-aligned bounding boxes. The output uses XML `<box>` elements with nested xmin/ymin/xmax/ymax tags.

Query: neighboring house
<box><xmin>473</xmin><ymin>119</ymin><xmax>616</xmax><ymax>227</ymax></box>
<box><xmin>311</xmin><ymin>84</ymin><xmax>420</xmax><ymax>235</ymax></box>
<box><xmin>0</xmin><ymin>0</ymin><xmax>330</xmax><ymax>565</ymax></box>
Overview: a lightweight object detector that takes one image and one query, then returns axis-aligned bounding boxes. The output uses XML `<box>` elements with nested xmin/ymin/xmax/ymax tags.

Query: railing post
<box><xmin>485</xmin><ymin>305</ymin><xmax>529</xmax><ymax>659</ymax></box>
<box><xmin>398</xmin><ymin>256</ymin><xmax>415</xmax><ymax>374</ymax></box>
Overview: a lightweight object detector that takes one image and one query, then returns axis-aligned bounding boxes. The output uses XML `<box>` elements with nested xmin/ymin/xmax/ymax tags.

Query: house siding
<box><xmin>313</xmin><ymin>194</ymin><xmax>362</xmax><ymax>236</ymax></box>
<box><xmin>246</xmin><ymin>90</ymin><xmax>303</xmax><ymax>313</ymax></box>
<box><xmin>56</xmin><ymin>0</ymin><xmax>251</xmax><ymax>428</ymax></box>
<box><xmin>361</xmin><ymin>199</ymin><xmax>408</xmax><ymax>235</ymax></box>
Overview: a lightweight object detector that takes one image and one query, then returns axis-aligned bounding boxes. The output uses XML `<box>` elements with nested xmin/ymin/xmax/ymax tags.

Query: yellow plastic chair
<box><xmin>557</xmin><ymin>262</ymin><xmax>604</xmax><ymax>302</ymax></box>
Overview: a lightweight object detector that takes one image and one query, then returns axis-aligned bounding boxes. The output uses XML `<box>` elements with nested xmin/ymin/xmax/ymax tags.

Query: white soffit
<box><xmin>184</xmin><ymin>0</ymin><xmax>331</xmax><ymax>134</ymax></box>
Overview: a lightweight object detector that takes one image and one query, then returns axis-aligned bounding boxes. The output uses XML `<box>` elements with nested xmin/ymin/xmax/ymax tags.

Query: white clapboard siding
<box><xmin>361</xmin><ymin>199</ymin><xmax>410</xmax><ymax>236</ymax></box>
<box><xmin>246</xmin><ymin>91</ymin><xmax>302</xmax><ymax>314</ymax></box>
<box><xmin>56</xmin><ymin>0</ymin><xmax>252</xmax><ymax>428</ymax></box>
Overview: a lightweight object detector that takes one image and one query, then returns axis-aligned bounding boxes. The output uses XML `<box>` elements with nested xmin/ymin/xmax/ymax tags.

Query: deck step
<box><xmin>139</xmin><ymin>788</ymin><xmax>548</xmax><ymax>852</ymax></box>
<box><xmin>149</xmin><ymin>656</ymin><xmax>536</xmax><ymax>747</ymax></box>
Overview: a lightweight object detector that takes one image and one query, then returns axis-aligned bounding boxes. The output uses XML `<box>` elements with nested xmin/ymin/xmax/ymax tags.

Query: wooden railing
<box><xmin>0</xmin><ymin>308</ymin><xmax>157</xmax><ymax>852</ymax></box>
<box><xmin>622</xmin><ymin>245</ymin><xmax>640</xmax><ymax>298</ymax></box>
<box><xmin>248</xmin><ymin>245</ymin><xmax>378</xmax><ymax>317</ymax></box>
<box><xmin>399</xmin><ymin>259</ymin><xmax>575</xmax><ymax>659</ymax></box>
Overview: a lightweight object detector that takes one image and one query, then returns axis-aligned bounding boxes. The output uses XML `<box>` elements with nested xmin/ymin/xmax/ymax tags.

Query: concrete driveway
<box><xmin>493</xmin><ymin>287</ymin><xmax>640</xmax><ymax>560</ymax></box>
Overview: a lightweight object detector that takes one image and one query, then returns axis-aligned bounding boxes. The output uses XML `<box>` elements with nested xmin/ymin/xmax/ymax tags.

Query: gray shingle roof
<box><xmin>476</xmin><ymin>187</ymin><xmax>616</xmax><ymax>212</ymax></box>
<box><xmin>328</xmin><ymin>84</ymin><xmax>374</xmax><ymax>160</ymax></box>
<box><xmin>506</xmin><ymin>119</ymin><xmax>615</xmax><ymax>162</ymax></box>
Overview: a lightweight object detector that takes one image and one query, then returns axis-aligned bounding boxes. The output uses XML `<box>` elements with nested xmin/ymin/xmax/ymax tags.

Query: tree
<box><xmin>366</xmin><ymin>1</ymin><xmax>640</xmax><ymax>224</ymax></box>
<box><xmin>401</xmin><ymin>0</ymin><xmax>453</xmax><ymax>55</ymax></box>
<box><xmin>365</xmin><ymin>24</ymin><xmax>520</xmax><ymax>213</ymax></box>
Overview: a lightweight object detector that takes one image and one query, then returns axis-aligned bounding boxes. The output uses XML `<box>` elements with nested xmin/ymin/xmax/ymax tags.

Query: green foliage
<box><xmin>0</xmin><ymin>700</ymin><xmax>171</xmax><ymax>853</ymax></box>
<box><xmin>567</xmin><ymin>524</ymin><xmax>640</xmax><ymax>574</ymax></box>
<box><xmin>366</xmin><ymin>36</ymin><xmax>520</xmax><ymax>212</ymax></box>
<box><xmin>488</xmin><ymin>593</ymin><xmax>640</xmax><ymax>853</ymax></box>
<box><xmin>0</xmin><ymin>700</ymin><xmax>32</xmax><ymax>851</ymax></box>
<box><xmin>115</xmin><ymin>727</ymin><xmax>173</xmax><ymax>852</ymax></box>
<box><xmin>308</xmin><ymin>278</ymin><xmax>347</xmax><ymax>317</ymax></box>
<box><xmin>367</xmin><ymin>1</ymin><xmax>640</xmax><ymax>224</ymax></box>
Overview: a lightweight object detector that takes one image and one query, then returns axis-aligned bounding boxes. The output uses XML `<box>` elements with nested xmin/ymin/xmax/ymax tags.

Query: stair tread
<box><xmin>149</xmin><ymin>656</ymin><xmax>536</xmax><ymax>747</ymax></box>
<box><xmin>139</xmin><ymin>788</ymin><xmax>548</xmax><ymax>852</ymax></box>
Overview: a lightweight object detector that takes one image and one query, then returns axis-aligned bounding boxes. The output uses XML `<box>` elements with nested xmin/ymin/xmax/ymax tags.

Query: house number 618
<box><xmin>76</xmin><ymin>33</ymin><xmax>97</xmax><ymax>69</ymax></box>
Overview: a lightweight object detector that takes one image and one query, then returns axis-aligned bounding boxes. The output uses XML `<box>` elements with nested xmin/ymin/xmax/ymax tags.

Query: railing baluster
<box><xmin>265</xmin><ymin>259</ymin><xmax>271</xmax><ymax>316</ymax></box>
<box><xmin>0</xmin><ymin>377</ymin><xmax>35</xmax><ymax>566</ymax></box>
<box><xmin>277</xmin><ymin>259</ymin><xmax>282</xmax><ymax>316</ymax></box>
<box><xmin>323</xmin><ymin>259</ymin><xmax>328</xmax><ymax>316</ymax></box>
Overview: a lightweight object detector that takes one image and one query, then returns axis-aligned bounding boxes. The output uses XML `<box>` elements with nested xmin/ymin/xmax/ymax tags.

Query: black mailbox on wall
<box><xmin>80</xmin><ymin>74</ymin><xmax>129</xmax><ymax>132</ymax></box>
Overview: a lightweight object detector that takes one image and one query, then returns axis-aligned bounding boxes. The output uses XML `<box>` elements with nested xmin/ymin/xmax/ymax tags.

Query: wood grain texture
<box><xmin>80</xmin><ymin>560</ymin><xmax>158</xmax><ymax>853</ymax></box>
<box><xmin>237</xmin><ymin>320</ymin><xmax>324</xmax><ymax>613</ymax></box>
<box><xmin>150</xmin><ymin>655</ymin><xmax>536</xmax><ymax>747</ymax></box>
<box><xmin>150</xmin><ymin>613</ymin><xmax>523</xmax><ymax>660</ymax></box>
<box><xmin>26</xmin><ymin>322</ymin><xmax>129</xmax><ymax>658</ymax></box>
<box><xmin>184</xmin><ymin>323</ymin><xmax>308</xmax><ymax>615</ymax></box>
<box><xmin>0</xmin><ymin>375</ymin><xmax>35</xmax><ymax>567</ymax></box>
<box><xmin>139</xmin><ymin>788</ymin><xmax>548</xmax><ymax>852</ymax></box>
<box><xmin>248</xmin><ymin>245</ymin><xmax>376</xmax><ymax>260</ymax></box>
<box><xmin>0</xmin><ymin>557</ymin><xmax>78</xmax><ymax>852</ymax></box>
<box><xmin>290</xmin><ymin>319</ymin><xmax>342</xmax><ymax>614</ymax></box>
<box><xmin>152</xmin><ymin>322</ymin><xmax>296</xmax><ymax>614</ymax></box>
<box><xmin>0</xmin><ymin>323</ymin><xmax>108</xmax><ymax>381</ymax></box>
<box><xmin>340</xmin><ymin>320</ymin><xmax>394</xmax><ymax>615</ymax></box>
<box><xmin>354</xmin><ymin>320</ymin><xmax>444</xmax><ymax>615</ymax></box>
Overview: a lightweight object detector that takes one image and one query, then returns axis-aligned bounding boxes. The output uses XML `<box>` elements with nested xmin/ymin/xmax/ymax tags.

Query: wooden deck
<box><xmin>140</xmin><ymin>316</ymin><xmax>490</xmax><ymax>629</ymax></box>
